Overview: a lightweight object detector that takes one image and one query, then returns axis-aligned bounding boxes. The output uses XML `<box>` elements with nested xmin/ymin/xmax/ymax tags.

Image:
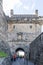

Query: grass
<box><xmin>0</xmin><ymin>51</ymin><xmax>8</xmax><ymax>58</ymax></box>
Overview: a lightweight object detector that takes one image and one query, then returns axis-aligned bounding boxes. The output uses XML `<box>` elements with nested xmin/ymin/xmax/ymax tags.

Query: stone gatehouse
<box><xmin>0</xmin><ymin>0</ymin><xmax>43</xmax><ymax>59</ymax></box>
<box><xmin>7</xmin><ymin>10</ymin><xmax>43</xmax><ymax>54</ymax></box>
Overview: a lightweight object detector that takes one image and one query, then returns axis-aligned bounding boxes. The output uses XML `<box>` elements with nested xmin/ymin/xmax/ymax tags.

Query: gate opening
<box><xmin>15</xmin><ymin>48</ymin><xmax>25</xmax><ymax>58</ymax></box>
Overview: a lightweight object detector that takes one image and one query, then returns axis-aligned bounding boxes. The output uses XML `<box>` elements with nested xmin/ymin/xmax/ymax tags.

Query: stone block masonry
<box><xmin>30</xmin><ymin>33</ymin><xmax>43</xmax><ymax>65</ymax></box>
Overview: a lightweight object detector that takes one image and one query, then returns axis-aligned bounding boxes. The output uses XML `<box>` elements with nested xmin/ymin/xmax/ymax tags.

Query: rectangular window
<box><xmin>30</xmin><ymin>25</ymin><xmax>32</xmax><ymax>29</ymax></box>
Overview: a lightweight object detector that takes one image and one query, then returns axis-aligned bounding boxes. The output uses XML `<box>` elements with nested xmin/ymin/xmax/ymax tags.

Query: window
<box><xmin>13</xmin><ymin>25</ymin><xmax>15</xmax><ymax>28</ymax></box>
<box><xmin>30</xmin><ymin>25</ymin><xmax>32</xmax><ymax>29</ymax></box>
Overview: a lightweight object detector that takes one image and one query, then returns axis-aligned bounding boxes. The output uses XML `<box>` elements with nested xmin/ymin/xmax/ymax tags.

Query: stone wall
<box><xmin>30</xmin><ymin>33</ymin><xmax>43</xmax><ymax>65</ymax></box>
<box><xmin>0</xmin><ymin>40</ymin><xmax>11</xmax><ymax>56</ymax></box>
<box><xmin>8</xmin><ymin>41</ymin><xmax>30</xmax><ymax>58</ymax></box>
<box><xmin>0</xmin><ymin>57</ymin><xmax>12</xmax><ymax>65</ymax></box>
<box><xmin>8</xmin><ymin>23</ymin><xmax>41</xmax><ymax>57</ymax></box>
<box><xmin>0</xmin><ymin>12</ymin><xmax>7</xmax><ymax>41</ymax></box>
<box><xmin>0</xmin><ymin>0</ymin><xmax>7</xmax><ymax>41</ymax></box>
<box><xmin>0</xmin><ymin>0</ymin><xmax>11</xmax><ymax>56</ymax></box>
<box><xmin>8</xmin><ymin>23</ymin><xmax>41</xmax><ymax>42</ymax></box>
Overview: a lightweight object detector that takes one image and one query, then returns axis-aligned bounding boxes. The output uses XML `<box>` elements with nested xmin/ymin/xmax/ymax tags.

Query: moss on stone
<box><xmin>0</xmin><ymin>51</ymin><xmax>8</xmax><ymax>58</ymax></box>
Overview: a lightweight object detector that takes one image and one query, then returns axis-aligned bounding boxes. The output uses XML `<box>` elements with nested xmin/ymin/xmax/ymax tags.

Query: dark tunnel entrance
<box><xmin>15</xmin><ymin>48</ymin><xmax>25</xmax><ymax>58</ymax></box>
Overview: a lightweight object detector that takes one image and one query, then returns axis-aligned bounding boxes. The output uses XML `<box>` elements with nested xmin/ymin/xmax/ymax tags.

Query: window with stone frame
<box><xmin>30</xmin><ymin>25</ymin><xmax>32</xmax><ymax>29</ymax></box>
<box><xmin>17</xmin><ymin>32</ymin><xmax>23</xmax><ymax>40</ymax></box>
<box><xmin>13</xmin><ymin>25</ymin><xmax>15</xmax><ymax>29</ymax></box>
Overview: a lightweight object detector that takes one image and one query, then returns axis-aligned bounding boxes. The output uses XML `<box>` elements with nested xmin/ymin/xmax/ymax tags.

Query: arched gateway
<box><xmin>15</xmin><ymin>48</ymin><xmax>25</xmax><ymax>58</ymax></box>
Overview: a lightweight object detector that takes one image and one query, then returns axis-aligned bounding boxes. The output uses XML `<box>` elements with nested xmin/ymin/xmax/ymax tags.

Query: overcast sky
<box><xmin>3</xmin><ymin>0</ymin><xmax>43</xmax><ymax>16</ymax></box>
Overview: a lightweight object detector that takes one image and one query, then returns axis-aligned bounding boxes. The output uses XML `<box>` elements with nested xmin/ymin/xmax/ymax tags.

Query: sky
<box><xmin>3</xmin><ymin>0</ymin><xmax>43</xmax><ymax>16</ymax></box>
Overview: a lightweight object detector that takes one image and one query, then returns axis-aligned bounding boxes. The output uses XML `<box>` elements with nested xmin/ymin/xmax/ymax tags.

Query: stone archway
<box><xmin>15</xmin><ymin>48</ymin><xmax>25</xmax><ymax>52</ymax></box>
<box><xmin>15</xmin><ymin>48</ymin><xmax>25</xmax><ymax>58</ymax></box>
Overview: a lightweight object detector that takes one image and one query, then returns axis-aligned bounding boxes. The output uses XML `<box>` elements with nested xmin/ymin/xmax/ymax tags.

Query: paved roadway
<box><xmin>12</xmin><ymin>58</ymin><xmax>34</xmax><ymax>65</ymax></box>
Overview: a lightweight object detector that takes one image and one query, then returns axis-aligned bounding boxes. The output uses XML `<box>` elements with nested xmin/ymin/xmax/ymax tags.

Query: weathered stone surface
<box><xmin>2</xmin><ymin>57</ymin><xmax>12</xmax><ymax>65</ymax></box>
<box><xmin>0</xmin><ymin>40</ymin><xmax>11</xmax><ymax>56</ymax></box>
<box><xmin>0</xmin><ymin>0</ymin><xmax>8</xmax><ymax>42</ymax></box>
<box><xmin>30</xmin><ymin>33</ymin><xmax>43</xmax><ymax>65</ymax></box>
<box><xmin>0</xmin><ymin>57</ymin><xmax>12</xmax><ymax>65</ymax></box>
